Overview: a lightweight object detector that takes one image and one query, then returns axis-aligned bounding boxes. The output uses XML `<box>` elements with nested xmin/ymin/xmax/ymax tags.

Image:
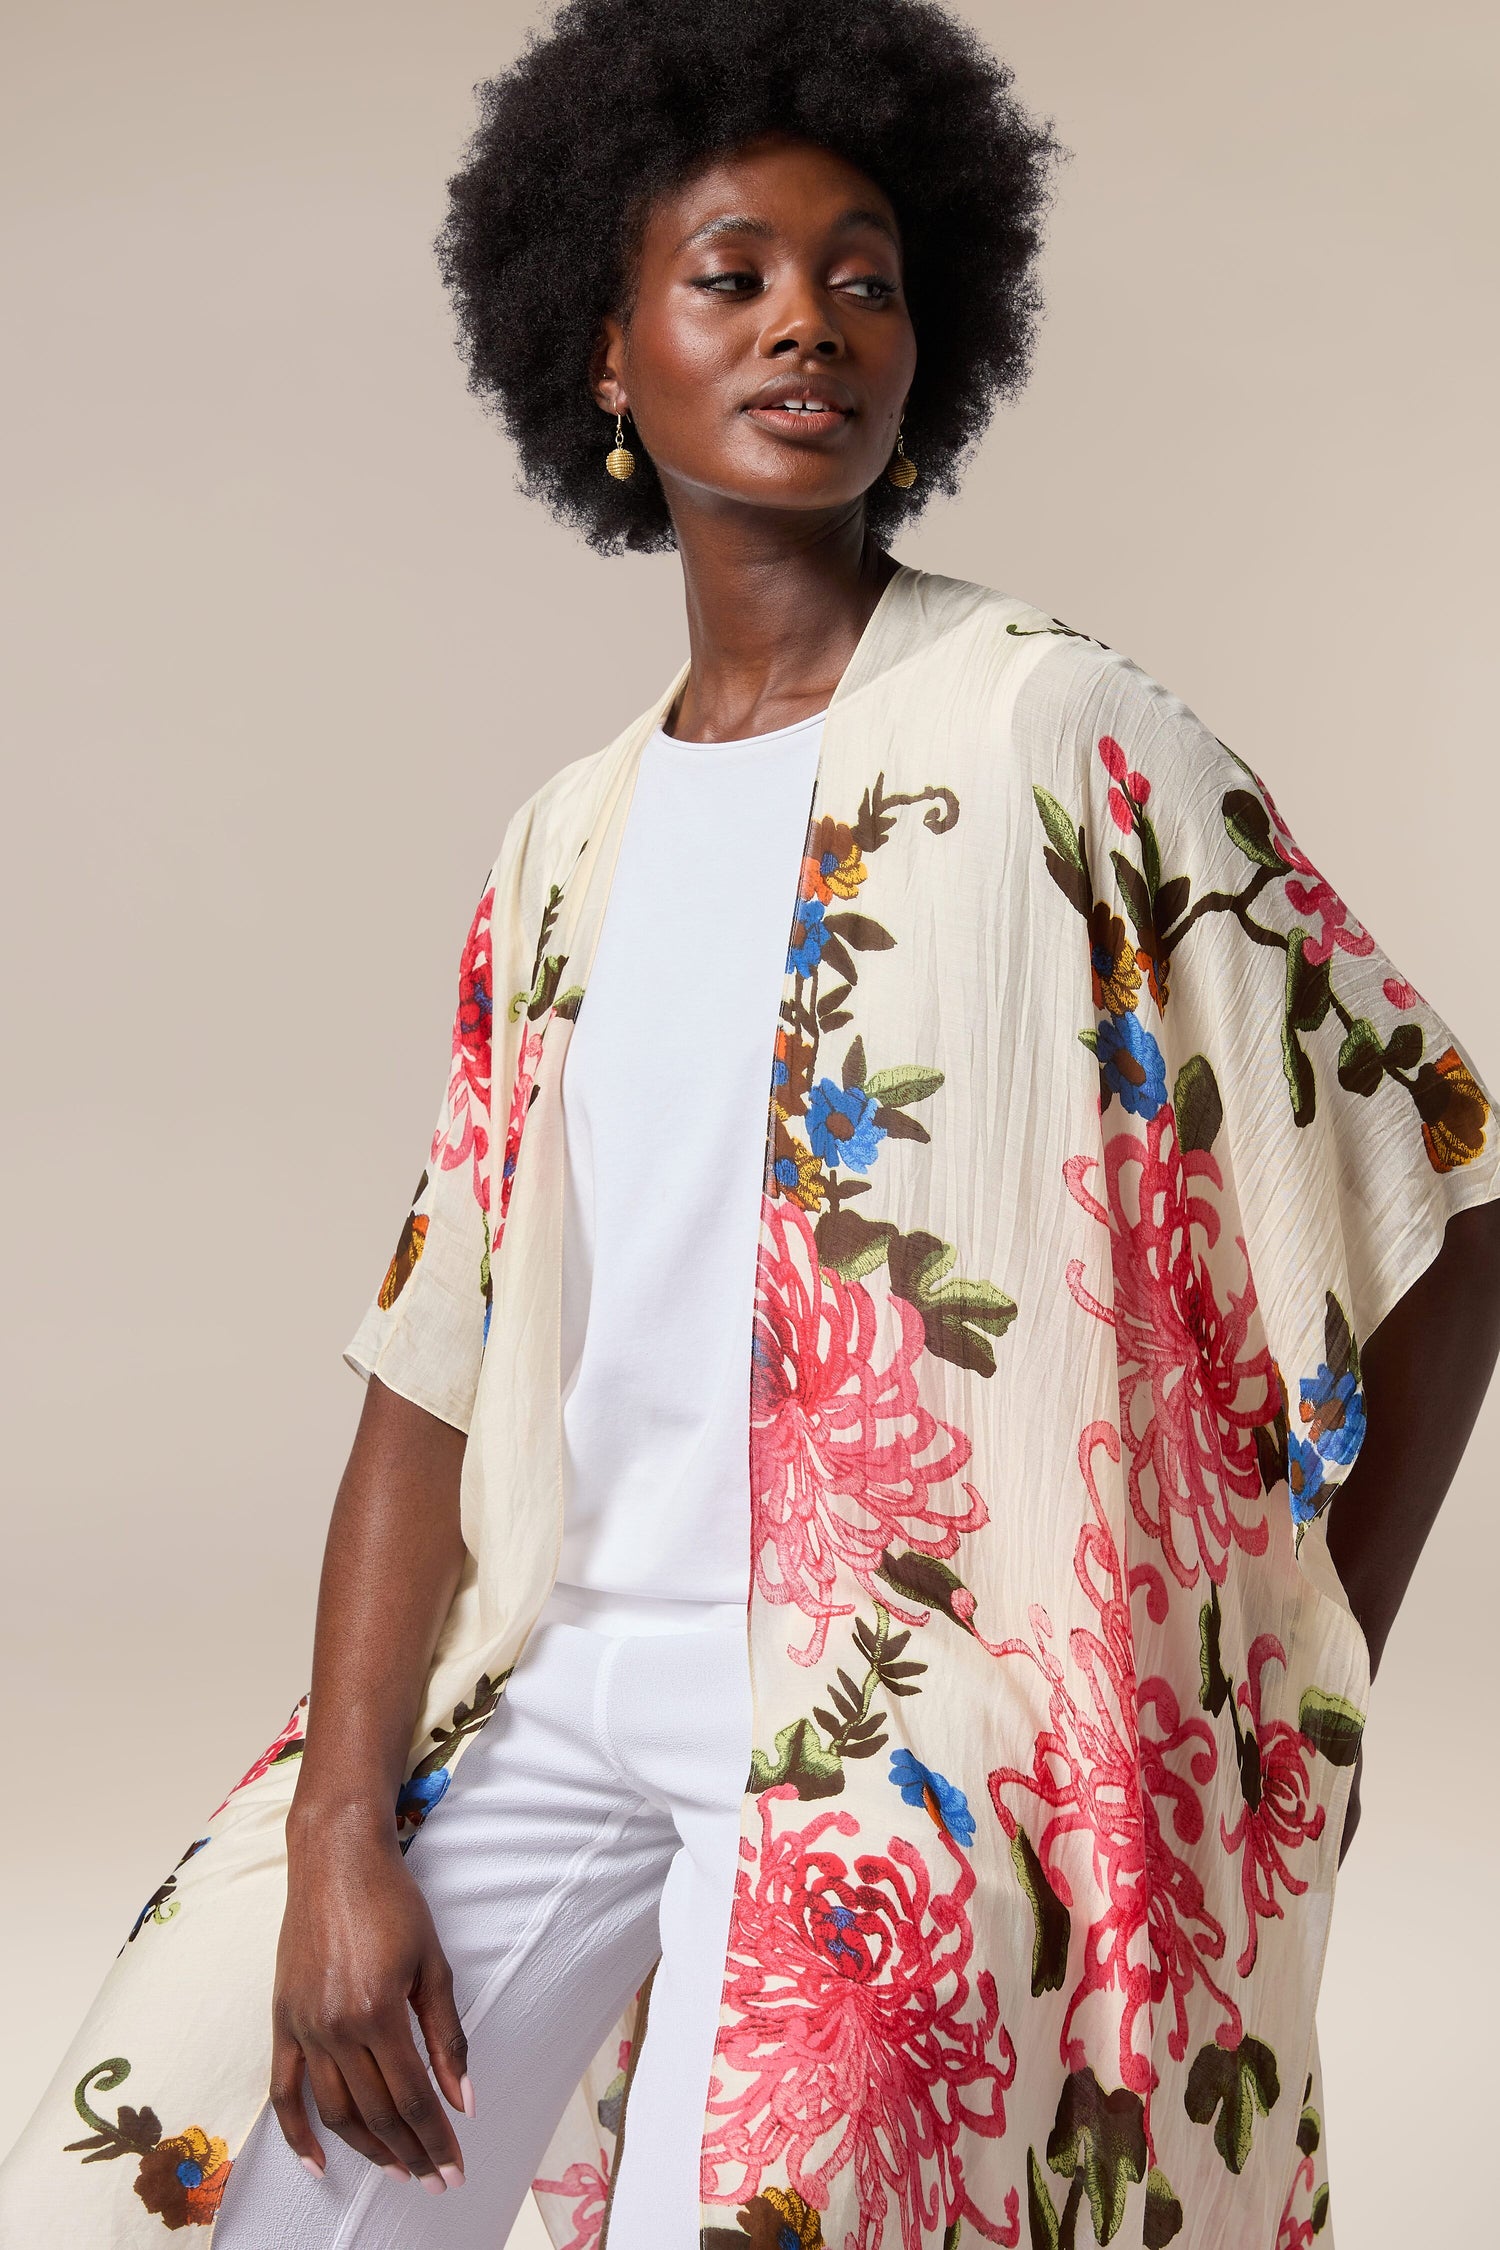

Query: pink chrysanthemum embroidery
<box><xmin>494</xmin><ymin>1021</ymin><xmax>545</xmax><ymax>1248</ymax></box>
<box><xmin>703</xmin><ymin>1788</ymin><xmax>1019</xmax><ymax>2250</ymax></box>
<box><xmin>988</xmin><ymin>1421</ymin><xmax>1240</xmax><ymax>2103</ymax></box>
<box><xmin>1219</xmin><ymin>1635</ymin><xmax>1327</xmax><ymax>1976</ymax></box>
<box><xmin>1064</xmin><ymin>1100</ymin><xmax>1277</xmax><ymax>1588</ymax></box>
<box><xmin>432</xmin><ymin>884</ymin><xmax>495</xmax><ymax>1204</ymax></box>
<box><xmin>750</xmin><ymin>1197</ymin><xmax>987</xmax><ymax>1666</ymax></box>
<box><xmin>531</xmin><ymin>2154</ymin><xmax>610</xmax><ymax>2250</ymax></box>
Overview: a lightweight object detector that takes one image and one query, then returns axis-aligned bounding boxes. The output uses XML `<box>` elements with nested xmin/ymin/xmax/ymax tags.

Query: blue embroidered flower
<box><xmin>1287</xmin><ymin>1433</ymin><xmax>1326</xmax><ymax>1524</ymax></box>
<box><xmin>1299</xmin><ymin>1363</ymin><xmax>1366</xmax><ymax>1469</ymax></box>
<box><xmin>888</xmin><ymin>1747</ymin><xmax>976</xmax><ymax>1848</ymax></box>
<box><xmin>806</xmin><ymin>1078</ymin><xmax>886</xmax><ymax>1173</ymax></box>
<box><xmin>1095</xmin><ymin>1010</ymin><xmax>1168</xmax><ymax>1119</ymax></box>
<box><xmin>396</xmin><ymin>1768</ymin><xmax>450</xmax><ymax>1827</ymax></box>
<box><xmin>787</xmin><ymin>897</ymin><xmax>830</xmax><ymax>976</ymax></box>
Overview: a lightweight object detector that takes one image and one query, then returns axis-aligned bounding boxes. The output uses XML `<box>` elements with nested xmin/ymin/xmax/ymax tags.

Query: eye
<box><xmin>693</xmin><ymin>270</ymin><xmax>761</xmax><ymax>295</ymax></box>
<box><xmin>841</xmin><ymin>275</ymin><xmax>900</xmax><ymax>301</ymax></box>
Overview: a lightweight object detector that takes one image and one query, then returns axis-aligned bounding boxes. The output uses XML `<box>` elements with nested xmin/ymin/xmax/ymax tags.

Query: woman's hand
<box><xmin>271</xmin><ymin>1806</ymin><xmax>471</xmax><ymax>2192</ymax></box>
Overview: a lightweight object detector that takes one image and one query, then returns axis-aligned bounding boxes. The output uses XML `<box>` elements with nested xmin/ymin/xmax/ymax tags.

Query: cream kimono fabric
<box><xmin>5</xmin><ymin>566</ymin><xmax>1498</xmax><ymax>2250</ymax></box>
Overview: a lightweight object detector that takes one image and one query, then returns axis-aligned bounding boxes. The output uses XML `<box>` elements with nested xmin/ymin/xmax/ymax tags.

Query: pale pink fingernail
<box><xmin>300</xmin><ymin>2155</ymin><xmax>325</xmax><ymax>2181</ymax></box>
<box><xmin>459</xmin><ymin>2073</ymin><xmax>476</xmax><ymax>2119</ymax></box>
<box><xmin>418</xmin><ymin>2170</ymin><xmax>447</xmax><ymax>2196</ymax></box>
<box><xmin>439</xmin><ymin>2163</ymin><xmax>466</xmax><ymax>2190</ymax></box>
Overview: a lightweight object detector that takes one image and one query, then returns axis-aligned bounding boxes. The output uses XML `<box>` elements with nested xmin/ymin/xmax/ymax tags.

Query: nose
<box><xmin>759</xmin><ymin>273</ymin><xmax>845</xmax><ymax>360</ymax></box>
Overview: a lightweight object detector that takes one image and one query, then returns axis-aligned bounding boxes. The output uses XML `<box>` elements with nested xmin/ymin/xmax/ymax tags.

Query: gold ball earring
<box><xmin>886</xmin><ymin>416</ymin><xmax>918</xmax><ymax>490</ymax></box>
<box><xmin>605</xmin><ymin>411</ymin><xmax>637</xmax><ymax>482</ymax></box>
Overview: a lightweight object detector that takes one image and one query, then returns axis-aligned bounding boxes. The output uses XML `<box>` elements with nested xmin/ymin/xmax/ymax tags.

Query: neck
<box><xmin>664</xmin><ymin>502</ymin><xmax>899</xmax><ymax>742</ymax></box>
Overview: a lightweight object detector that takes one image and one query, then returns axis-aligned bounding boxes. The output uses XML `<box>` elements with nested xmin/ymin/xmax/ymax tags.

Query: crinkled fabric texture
<box><xmin>4</xmin><ymin>566</ymin><xmax>1496</xmax><ymax>2250</ymax></box>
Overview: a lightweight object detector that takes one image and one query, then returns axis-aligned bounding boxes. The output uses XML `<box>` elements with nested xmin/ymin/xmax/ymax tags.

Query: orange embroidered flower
<box><xmin>378</xmin><ymin>1200</ymin><xmax>429</xmax><ymax>1309</ymax></box>
<box><xmin>1087</xmin><ymin>903</ymin><xmax>1141</xmax><ymax>1015</ymax></box>
<box><xmin>771</xmin><ymin>1028</ymin><xmax>814</xmax><ymax>1120</ymax></box>
<box><xmin>134</xmin><ymin>2126</ymin><xmax>232</xmax><ymax>2228</ymax></box>
<box><xmin>801</xmin><ymin>816</ymin><xmax>866</xmax><ymax>904</ymax></box>
<box><xmin>1414</xmin><ymin>1045</ymin><xmax>1490</xmax><ymax>1172</ymax></box>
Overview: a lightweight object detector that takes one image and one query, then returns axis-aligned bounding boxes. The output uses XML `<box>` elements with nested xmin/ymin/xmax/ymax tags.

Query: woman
<box><xmin>6</xmin><ymin>2</ymin><xmax>1500</xmax><ymax>2245</ymax></box>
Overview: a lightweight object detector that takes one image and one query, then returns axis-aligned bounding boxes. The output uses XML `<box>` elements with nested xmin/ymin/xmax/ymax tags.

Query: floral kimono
<box><xmin>6</xmin><ymin>564</ymin><xmax>1497</xmax><ymax>2250</ymax></box>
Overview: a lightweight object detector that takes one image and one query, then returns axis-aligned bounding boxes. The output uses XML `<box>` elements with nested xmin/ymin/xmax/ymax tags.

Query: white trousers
<box><xmin>214</xmin><ymin>1583</ymin><xmax>754</xmax><ymax>2249</ymax></box>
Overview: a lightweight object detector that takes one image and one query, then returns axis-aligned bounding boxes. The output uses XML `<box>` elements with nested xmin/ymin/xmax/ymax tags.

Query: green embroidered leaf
<box><xmin>1111</xmin><ymin>851</ymin><xmax>1153</xmax><ymax>946</ymax></box>
<box><xmin>1383</xmin><ymin>1021</ymin><xmax>1423</xmax><ymax>1071</ymax></box>
<box><xmin>886</xmin><ymin>1229</ymin><xmax>1018</xmax><ymax>1377</ymax></box>
<box><xmin>1144</xmin><ymin>2168</ymin><xmax>1184</xmax><ymax>2247</ymax></box>
<box><xmin>552</xmin><ymin>985</ymin><xmax>584</xmax><ymax>1022</ymax></box>
<box><xmin>823</xmin><ymin>912</ymin><xmax>896</xmax><ymax>951</ymax></box>
<box><xmin>1045</xmin><ymin>2068</ymin><xmax>1148</xmax><ymax>2246</ymax></box>
<box><xmin>1312</xmin><ymin>2185</ymin><xmax>1330</xmax><ymax>2234</ymax></box>
<box><xmin>1079</xmin><ymin>1026</ymin><xmax>1100</xmax><ymax>1054</ymax></box>
<box><xmin>1281</xmin><ymin>1019</ymin><xmax>1316</xmax><ymax>1128</ymax></box>
<box><xmin>864</xmin><ymin>1065</ymin><xmax>945</xmax><ymax>1108</ymax></box>
<box><xmin>1033</xmin><ymin>785</ymin><xmax>1086</xmax><ymax>874</ymax></box>
<box><xmin>1139</xmin><ymin>813</ymin><xmax>1163</xmax><ymax>900</ymax></box>
<box><xmin>748</xmin><ymin>1717</ymin><xmax>845</xmax><ymax>1799</ymax></box>
<box><xmin>1336</xmin><ymin>1018</ymin><xmax>1385</xmax><ymax>1098</ymax></box>
<box><xmin>1223</xmin><ymin>788</ymin><xmax>1288</xmax><ymax>870</ymax></box>
<box><xmin>1011</xmin><ymin>1827</ymin><xmax>1071</xmax><ymax>1996</ymax></box>
<box><xmin>1296</xmin><ymin>2103</ymin><xmax>1322</xmax><ymax>2159</ymax></box>
<box><xmin>841</xmin><ymin>1034</ymin><xmax>868</xmax><ymax>1092</ymax></box>
<box><xmin>1297</xmin><ymin>1688</ymin><xmax>1366</xmax><ymax>1767</ymax></box>
<box><xmin>1198</xmin><ymin>1584</ymin><xmax>1231</xmax><ymax>1717</ymax></box>
<box><xmin>815</xmin><ymin>1210</ymin><xmax>896</xmax><ymax>1282</ymax></box>
<box><xmin>1285</xmin><ymin>930</ymin><xmax>1333</xmax><ymax>1034</ymax></box>
<box><xmin>1183</xmin><ymin>2037</ymin><xmax>1281</xmax><ymax>2175</ymax></box>
<box><xmin>1173</xmin><ymin>1053</ymin><xmax>1224</xmax><ymax>1155</ymax></box>
<box><xmin>1027</xmin><ymin>2148</ymin><xmax>1062</xmax><ymax>2250</ymax></box>
<box><xmin>943</xmin><ymin>2221</ymin><xmax>963</xmax><ymax>2250</ymax></box>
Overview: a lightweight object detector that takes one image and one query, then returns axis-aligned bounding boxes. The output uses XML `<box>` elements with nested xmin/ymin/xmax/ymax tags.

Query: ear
<box><xmin>588</xmin><ymin>314</ymin><xmax>628</xmax><ymax>416</ymax></box>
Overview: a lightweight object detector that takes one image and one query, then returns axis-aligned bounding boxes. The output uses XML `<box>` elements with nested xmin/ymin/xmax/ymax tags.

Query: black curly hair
<box><xmin>437</xmin><ymin>0</ymin><xmax>1067</xmax><ymax>556</ymax></box>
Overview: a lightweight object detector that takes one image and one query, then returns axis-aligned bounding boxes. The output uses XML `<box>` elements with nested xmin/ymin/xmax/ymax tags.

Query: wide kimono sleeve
<box><xmin>341</xmin><ymin>863</ymin><xmax>502</xmax><ymax>1436</ymax></box>
<box><xmin>1031</xmin><ymin>635</ymin><xmax>1500</xmax><ymax>1549</ymax></box>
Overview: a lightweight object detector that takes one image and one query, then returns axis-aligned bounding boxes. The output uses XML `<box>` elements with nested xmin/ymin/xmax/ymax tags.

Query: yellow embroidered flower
<box><xmin>736</xmin><ymin>2184</ymin><xmax>825</xmax><ymax>2250</ymax></box>
<box><xmin>802</xmin><ymin>815</ymin><xmax>866</xmax><ymax>904</ymax></box>
<box><xmin>769</xmin><ymin>1119</ymin><xmax>828</xmax><ymax>1211</ymax></box>
<box><xmin>1415</xmin><ymin>1045</ymin><xmax>1490</xmax><ymax>1172</ymax></box>
<box><xmin>1087</xmin><ymin>903</ymin><xmax>1141</xmax><ymax>1015</ymax></box>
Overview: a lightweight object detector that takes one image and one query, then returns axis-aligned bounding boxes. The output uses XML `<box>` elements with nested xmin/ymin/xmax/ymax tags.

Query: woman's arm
<box><xmin>1327</xmin><ymin>1197</ymin><xmax>1500</xmax><ymax>1858</ymax></box>
<box><xmin>271</xmin><ymin>1375</ymin><xmax>472</xmax><ymax>2193</ymax></box>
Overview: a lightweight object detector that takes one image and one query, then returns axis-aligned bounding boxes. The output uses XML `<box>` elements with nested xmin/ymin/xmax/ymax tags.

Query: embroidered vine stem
<box><xmin>73</xmin><ymin>2060</ymin><xmax>154</xmax><ymax>2152</ymax></box>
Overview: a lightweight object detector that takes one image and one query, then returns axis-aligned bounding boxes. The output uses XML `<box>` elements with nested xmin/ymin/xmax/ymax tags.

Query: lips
<box><xmin>743</xmin><ymin>379</ymin><xmax>855</xmax><ymax>440</ymax></box>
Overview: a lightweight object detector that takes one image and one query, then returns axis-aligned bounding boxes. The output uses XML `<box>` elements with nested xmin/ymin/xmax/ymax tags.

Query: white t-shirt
<box><xmin>555</xmin><ymin>706</ymin><xmax>826</xmax><ymax>1605</ymax></box>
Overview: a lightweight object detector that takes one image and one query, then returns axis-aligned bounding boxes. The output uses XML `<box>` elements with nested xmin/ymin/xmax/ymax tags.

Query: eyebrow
<box><xmin>673</xmin><ymin>206</ymin><xmax>900</xmax><ymax>255</ymax></box>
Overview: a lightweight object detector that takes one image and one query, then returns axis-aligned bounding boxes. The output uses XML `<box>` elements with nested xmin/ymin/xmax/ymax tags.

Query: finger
<box><xmin>357</xmin><ymin>2017</ymin><xmax>466</xmax><ymax>2188</ymax></box>
<box><xmin>411</xmin><ymin>1946</ymin><xmax>472</xmax><ymax>2118</ymax></box>
<box><xmin>269</xmin><ymin>2034</ymin><xmax>328</xmax><ymax>2180</ymax></box>
<box><xmin>304</xmin><ymin>2048</ymin><xmax>413</xmax><ymax>2186</ymax></box>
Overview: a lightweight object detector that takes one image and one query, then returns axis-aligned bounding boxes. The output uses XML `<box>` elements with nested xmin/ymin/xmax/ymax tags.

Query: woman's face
<box><xmin>591</xmin><ymin>134</ymin><xmax>917</xmax><ymax>527</ymax></box>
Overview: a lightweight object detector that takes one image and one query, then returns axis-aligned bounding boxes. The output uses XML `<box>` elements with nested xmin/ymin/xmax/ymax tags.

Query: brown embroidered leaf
<box><xmin>873</xmin><ymin>1106</ymin><xmax>930</xmax><ymax>1143</ymax></box>
<box><xmin>824</xmin><ymin>912</ymin><xmax>896</xmax><ymax>951</ymax></box>
<box><xmin>1198</xmin><ymin>1583</ymin><xmax>1231</xmax><ymax>1717</ymax></box>
<box><xmin>815</xmin><ymin>1209</ymin><xmax>895</xmax><ymax>1282</ymax></box>
<box><xmin>1297</xmin><ymin>1688</ymin><xmax>1365</xmax><ymax>1767</ymax></box>
<box><xmin>842</xmin><ymin>1034</ymin><xmax>867</xmax><ymax>1092</ymax></box>
<box><xmin>1154</xmin><ymin>872</ymin><xmax>1191</xmax><ymax>936</ymax></box>
<box><xmin>1011</xmin><ymin>1826</ymin><xmax>1071</xmax><ymax>1996</ymax></box>
<box><xmin>1336</xmin><ymin>1018</ymin><xmax>1384</xmax><ymax>1098</ymax></box>
<box><xmin>748</xmin><ymin>1717</ymin><xmax>845</xmax><ymax>1799</ymax></box>
<box><xmin>1222</xmin><ymin>788</ymin><xmax>1288</xmax><ymax>870</ymax></box>
<box><xmin>1184</xmin><ymin>2037</ymin><xmax>1281</xmax><ymax>2175</ymax></box>
<box><xmin>819</xmin><ymin>932</ymin><xmax>858</xmax><ymax>985</ymax></box>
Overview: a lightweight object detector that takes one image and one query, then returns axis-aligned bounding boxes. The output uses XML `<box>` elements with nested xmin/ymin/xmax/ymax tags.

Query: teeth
<box><xmin>778</xmin><ymin>400</ymin><xmax>834</xmax><ymax>412</ymax></box>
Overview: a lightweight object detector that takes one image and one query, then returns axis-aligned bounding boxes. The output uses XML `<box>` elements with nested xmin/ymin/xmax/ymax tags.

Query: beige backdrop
<box><xmin>3</xmin><ymin>3</ymin><xmax>1496</xmax><ymax>2241</ymax></box>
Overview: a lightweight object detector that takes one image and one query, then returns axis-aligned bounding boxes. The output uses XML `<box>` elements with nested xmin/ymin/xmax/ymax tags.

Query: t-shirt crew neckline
<box><xmin>653</xmin><ymin>706</ymin><xmax>831</xmax><ymax>752</ymax></box>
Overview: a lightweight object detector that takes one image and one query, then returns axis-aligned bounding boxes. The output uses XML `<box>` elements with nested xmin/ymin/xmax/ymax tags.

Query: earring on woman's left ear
<box><xmin>605</xmin><ymin>411</ymin><xmax>637</xmax><ymax>482</ymax></box>
<box><xmin>886</xmin><ymin>415</ymin><xmax>918</xmax><ymax>490</ymax></box>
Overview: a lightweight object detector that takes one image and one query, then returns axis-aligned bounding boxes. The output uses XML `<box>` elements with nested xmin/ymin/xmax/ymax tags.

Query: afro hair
<box><xmin>436</xmin><ymin>0</ymin><xmax>1067</xmax><ymax>555</ymax></box>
